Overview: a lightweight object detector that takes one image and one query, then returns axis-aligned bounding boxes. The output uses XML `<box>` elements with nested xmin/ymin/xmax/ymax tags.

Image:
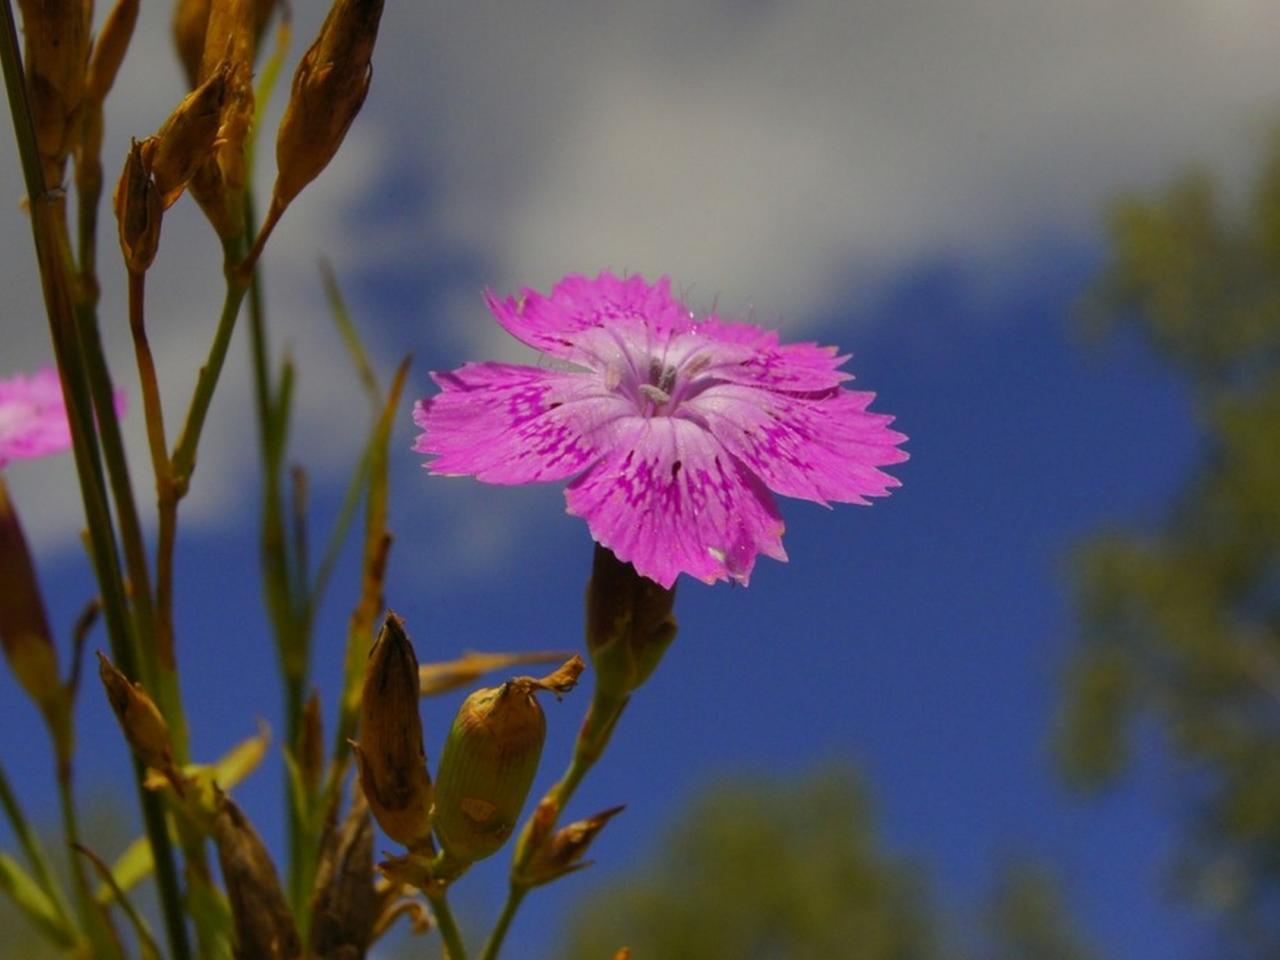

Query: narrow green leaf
<box><xmin>0</xmin><ymin>851</ymin><xmax>80</xmax><ymax>949</ymax></box>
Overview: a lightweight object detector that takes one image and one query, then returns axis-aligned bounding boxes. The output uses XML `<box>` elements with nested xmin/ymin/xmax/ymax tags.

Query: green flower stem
<box><xmin>484</xmin><ymin>691</ymin><xmax>628</xmax><ymax>960</ymax></box>
<box><xmin>0</xmin><ymin>8</ymin><xmax>192</xmax><ymax>959</ymax></box>
<box><xmin>427</xmin><ymin>889</ymin><xmax>469</xmax><ymax>960</ymax></box>
<box><xmin>477</xmin><ymin>888</ymin><xmax>525</xmax><ymax>960</ymax></box>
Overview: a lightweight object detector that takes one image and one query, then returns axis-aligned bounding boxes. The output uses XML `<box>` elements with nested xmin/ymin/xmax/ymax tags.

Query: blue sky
<box><xmin>3</xmin><ymin>2</ymin><xmax>1278</xmax><ymax>957</ymax></box>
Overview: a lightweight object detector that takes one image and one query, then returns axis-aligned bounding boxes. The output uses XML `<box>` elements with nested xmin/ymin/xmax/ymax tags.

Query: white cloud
<box><xmin>4</xmin><ymin>0</ymin><xmax>1280</xmax><ymax>565</ymax></box>
<box><xmin>379</xmin><ymin>0</ymin><xmax>1280</xmax><ymax>340</ymax></box>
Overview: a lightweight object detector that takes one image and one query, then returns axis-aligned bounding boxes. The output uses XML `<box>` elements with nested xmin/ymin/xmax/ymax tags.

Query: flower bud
<box><xmin>0</xmin><ymin>479</ymin><xmax>62</xmax><ymax>719</ymax></box>
<box><xmin>113</xmin><ymin>139</ymin><xmax>163</xmax><ymax>273</ymax></box>
<box><xmin>272</xmin><ymin>0</ymin><xmax>384</xmax><ymax>213</ymax></box>
<box><xmin>97</xmin><ymin>652</ymin><xmax>171</xmax><ymax>772</ymax></box>
<box><xmin>355</xmin><ymin>613</ymin><xmax>433</xmax><ymax>850</ymax></box>
<box><xmin>585</xmin><ymin>543</ymin><xmax>678</xmax><ymax>699</ymax></box>
<box><xmin>432</xmin><ymin>658</ymin><xmax>583</xmax><ymax>866</ymax></box>
<box><xmin>212</xmin><ymin>791</ymin><xmax>300</xmax><ymax>960</ymax></box>
<box><xmin>520</xmin><ymin>805</ymin><xmax>624</xmax><ymax>887</ymax></box>
<box><xmin>144</xmin><ymin>61</ymin><xmax>229</xmax><ymax>208</ymax></box>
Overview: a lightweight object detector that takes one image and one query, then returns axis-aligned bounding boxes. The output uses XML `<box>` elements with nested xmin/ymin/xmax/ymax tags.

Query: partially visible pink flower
<box><xmin>0</xmin><ymin>366</ymin><xmax>125</xmax><ymax>469</ymax></box>
<box><xmin>413</xmin><ymin>272</ymin><xmax>908</xmax><ymax>587</ymax></box>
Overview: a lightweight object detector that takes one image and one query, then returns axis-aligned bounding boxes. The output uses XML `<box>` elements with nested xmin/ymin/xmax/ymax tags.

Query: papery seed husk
<box><xmin>212</xmin><ymin>792</ymin><xmax>301</xmax><ymax>960</ymax></box>
<box><xmin>432</xmin><ymin>681</ymin><xmax>547</xmax><ymax>865</ymax></box>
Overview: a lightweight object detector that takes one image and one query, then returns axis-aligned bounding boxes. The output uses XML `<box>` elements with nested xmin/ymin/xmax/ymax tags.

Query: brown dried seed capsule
<box><xmin>17</xmin><ymin>0</ymin><xmax>88</xmax><ymax>185</ymax></box>
<box><xmin>356</xmin><ymin>613</ymin><xmax>433</xmax><ymax>850</ymax></box>
<box><xmin>586</xmin><ymin>543</ymin><xmax>678</xmax><ymax>699</ymax></box>
<box><xmin>272</xmin><ymin>0</ymin><xmax>384</xmax><ymax>212</ymax></box>
<box><xmin>113</xmin><ymin>140</ymin><xmax>163</xmax><ymax>273</ymax></box>
<box><xmin>212</xmin><ymin>792</ymin><xmax>301</xmax><ymax>960</ymax></box>
<box><xmin>96</xmin><ymin>652</ymin><xmax>171</xmax><ymax>771</ymax></box>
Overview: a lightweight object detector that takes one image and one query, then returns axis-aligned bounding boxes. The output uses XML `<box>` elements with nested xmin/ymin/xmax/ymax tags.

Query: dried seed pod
<box><xmin>309</xmin><ymin>789</ymin><xmax>378</xmax><ymax>959</ymax></box>
<box><xmin>144</xmin><ymin>61</ymin><xmax>229</xmax><ymax>208</ymax></box>
<box><xmin>97</xmin><ymin>652</ymin><xmax>171</xmax><ymax>771</ymax></box>
<box><xmin>355</xmin><ymin>613</ymin><xmax>433</xmax><ymax>850</ymax></box>
<box><xmin>519</xmin><ymin>805</ymin><xmax>624</xmax><ymax>888</ymax></box>
<box><xmin>432</xmin><ymin>659</ymin><xmax>582</xmax><ymax>866</ymax></box>
<box><xmin>212</xmin><ymin>792</ymin><xmax>300</xmax><ymax>960</ymax></box>
<box><xmin>272</xmin><ymin>0</ymin><xmax>384</xmax><ymax>212</ymax></box>
<box><xmin>16</xmin><ymin>0</ymin><xmax>88</xmax><ymax>185</ymax></box>
<box><xmin>585</xmin><ymin>543</ymin><xmax>678</xmax><ymax>699</ymax></box>
<box><xmin>113</xmin><ymin>139</ymin><xmax>163</xmax><ymax>273</ymax></box>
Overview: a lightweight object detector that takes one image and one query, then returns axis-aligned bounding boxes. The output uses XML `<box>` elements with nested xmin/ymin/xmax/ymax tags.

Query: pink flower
<box><xmin>413</xmin><ymin>272</ymin><xmax>908</xmax><ymax>587</ymax></box>
<box><xmin>0</xmin><ymin>366</ymin><xmax>124</xmax><ymax>469</ymax></box>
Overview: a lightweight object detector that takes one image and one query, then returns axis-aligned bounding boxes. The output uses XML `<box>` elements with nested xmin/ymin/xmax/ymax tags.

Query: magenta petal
<box><xmin>564</xmin><ymin>417</ymin><xmax>786</xmax><ymax>588</ymax></box>
<box><xmin>0</xmin><ymin>366</ymin><xmax>124</xmax><ymax>468</ymax></box>
<box><xmin>685</xmin><ymin>383</ymin><xmax>908</xmax><ymax>506</ymax></box>
<box><xmin>485</xmin><ymin>271</ymin><xmax>693</xmax><ymax>361</ymax></box>
<box><xmin>693</xmin><ymin>317</ymin><xmax>853</xmax><ymax>393</ymax></box>
<box><xmin>413</xmin><ymin>362</ymin><xmax>627</xmax><ymax>484</ymax></box>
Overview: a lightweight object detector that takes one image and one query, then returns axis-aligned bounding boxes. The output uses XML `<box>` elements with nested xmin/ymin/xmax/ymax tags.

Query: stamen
<box><xmin>638</xmin><ymin>383</ymin><xmax>671</xmax><ymax>405</ymax></box>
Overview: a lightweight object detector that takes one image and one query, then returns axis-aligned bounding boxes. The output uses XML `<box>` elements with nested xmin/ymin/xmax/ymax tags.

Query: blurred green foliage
<box><xmin>1058</xmin><ymin>133</ymin><xmax>1280</xmax><ymax>953</ymax></box>
<box><xmin>561</xmin><ymin>767</ymin><xmax>1099</xmax><ymax>960</ymax></box>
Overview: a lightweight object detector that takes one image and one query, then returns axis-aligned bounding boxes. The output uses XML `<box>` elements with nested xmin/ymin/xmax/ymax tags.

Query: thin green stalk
<box><xmin>427</xmin><ymin>890</ymin><xmax>469</xmax><ymax>960</ymax></box>
<box><xmin>0</xmin><ymin>761</ymin><xmax>75</xmax><ymax>934</ymax></box>
<box><xmin>0</xmin><ymin>9</ymin><xmax>192</xmax><ymax>958</ymax></box>
<box><xmin>478</xmin><ymin>888</ymin><xmax>525</xmax><ymax>960</ymax></box>
<box><xmin>58</xmin><ymin>766</ymin><xmax>122</xmax><ymax>959</ymax></box>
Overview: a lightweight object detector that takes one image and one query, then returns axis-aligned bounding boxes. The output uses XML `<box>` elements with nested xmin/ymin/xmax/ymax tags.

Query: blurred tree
<box><xmin>1057</xmin><ymin>133</ymin><xmax>1280</xmax><ymax>955</ymax></box>
<box><xmin>984</xmin><ymin>861</ymin><xmax>1102</xmax><ymax>960</ymax></box>
<box><xmin>562</xmin><ymin>767</ymin><xmax>945</xmax><ymax>960</ymax></box>
<box><xmin>561</xmin><ymin>767</ymin><xmax>1099</xmax><ymax>960</ymax></box>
